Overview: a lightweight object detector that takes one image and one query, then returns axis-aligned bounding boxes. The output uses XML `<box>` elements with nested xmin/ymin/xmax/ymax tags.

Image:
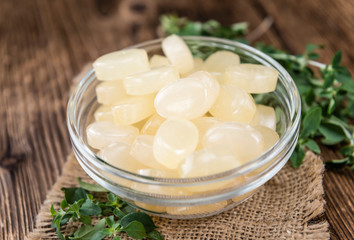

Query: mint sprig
<box><xmin>50</xmin><ymin>178</ymin><xmax>164</xmax><ymax>240</ymax></box>
<box><xmin>160</xmin><ymin>14</ymin><xmax>354</xmax><ymax>169</ymax></box>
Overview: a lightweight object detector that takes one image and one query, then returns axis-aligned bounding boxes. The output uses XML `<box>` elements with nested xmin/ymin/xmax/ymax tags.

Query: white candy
<box><xmin>94</xmin><ymin>105</ymin><xmax>114</xmax><ymax>122</ymax></box>
<box><xmin>254</xmin><ymin>125</ymin><xmax>279</xmax><ymax>151</ymax></box>
<box><xmin>149</xmin><ymin>54</ymin><xmax>170</xmax><ymax>68</ymax></box>
<box><xmin>162</xmin><ymin>34</ymin><xmax>194</xmax><ymax>75</ymax></box>
<box><xmin>209</xmin><ymin>84</ymin><xmax>256</xmax><ymax>123</ymax></box>
<box><xmin>98</xmin><ymin>142</ymin><xmax>146</xmax><ymax>172</ymax></box>
<box><xmin>203</xmin><ymin>122</ymin><xmax>264</xmax><ymax>163</ymax></box>
<box><xmin>130</xmin><ymin>135</ymin><xmax>167</xmax><ymax>170</ymax></box>
<box><xmin>192</xmin><ymin>117</ymin><xmax>221</xmax><ymax>149</ymax></box>
<box><xmin>224</xmin><ymin>64</ymin><xmax>278</xmax><ymax>93</ymax></box>
<box><xmin>153</xmin><ymin>119</ymin><xmax>198</xmax><ymax>169</ymax></box>
<box><xmin>140</xmin><ymin>113</ymin><xmax>166</xmax><ymax>135</ymax></box>
<box><xmin>155</xmin><ymin>71</ymin><xmax>220</xmax><ymax>120</ymax></box>
<box><xmin>123</xmin><ymin>66</ymin><xmax>179</xmax><ymax>95</ymax></box>
<box><xmin>250</xmin><ymin>105</ymin><xmax>276</xmax><ymax>130</ymax></box>
<box><xmin>86</xmin><ymin>122</ymin><xmax>139</xmax><ymax>149</ymax></box>
<box><xmin>112</xmin><ymin>94</ymin><xmax>155</xmax><ymax>125</ymax></box>
<box><xmin>181</xmin><ymin>145</ymin><xmax>242</xmax><ymax>178</ymax></box>
<box><xmin>96</xmin><ymin>80</ymin><xmax>127</xmax><ymax>104</ymax></box>
<box><xmin>93</xmin><ymin>49</ymin><xmax>149</xmax><ymax>81</ymax></box>
<box><xmin>204</xmin><ymin>50</ymin><xmax>240</xmax><ymax>73</ymax></box>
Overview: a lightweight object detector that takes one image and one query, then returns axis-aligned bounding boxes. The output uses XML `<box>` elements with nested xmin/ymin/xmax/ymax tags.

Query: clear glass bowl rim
<box><xmin>67</xmin><ymin>36</ymin><xmax>301</xmax><ymax>187</ymax></box>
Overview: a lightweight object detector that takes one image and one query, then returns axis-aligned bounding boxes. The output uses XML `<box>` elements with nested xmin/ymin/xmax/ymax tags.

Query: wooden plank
<box><xmin>253</xmin><ymin>1</ymin><xmax>354</xmax><ymax>239</ymax></box>
<box><xmin>0</xmin><ymin>0</ymin><xmax>353</xmax><ymax>239</ymax></box>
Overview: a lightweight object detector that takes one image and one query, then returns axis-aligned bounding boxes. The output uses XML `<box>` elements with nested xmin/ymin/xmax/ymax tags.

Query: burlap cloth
<box><xmin>28</xmin><ymin>151</ymin><xmax>329</xmax><ymax>239</ymax></box>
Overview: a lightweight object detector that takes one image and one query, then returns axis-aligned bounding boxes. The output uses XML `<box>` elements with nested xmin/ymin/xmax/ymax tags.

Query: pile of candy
<box><xmin>87</xmin><ymin>35</ymin><xmax>279</xmax><ymax>180</ymax></box>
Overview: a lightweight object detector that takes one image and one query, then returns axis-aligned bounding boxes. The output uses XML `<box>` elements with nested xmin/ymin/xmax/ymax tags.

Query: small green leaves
<box><xmin>78</xmin><ymin>178</ymin><xmax>108</xmax><ymax>192</ymax></box>
<box><xmin>123</xmin><ymin>221</ymin><xmax>147</xmax><ymax>239</ymax></box>
<box><xmin>121</xmin><ymin>212</ymin><xmax>157</xmax><ymax>233</ymax></box>
<box><xmin>304</xmin><ymin>139</ymin><xmax>321</xmax><ymax>154</ymax></box>
<box><xmin>290</xmin><ymin>145</ymin><xmax>306</xmax><ymax>168</ymax></box>
<box><xmin>51</xmin><ymin>179</ymin><xmax>164</xmax><ymax>240</ymax></box>
<box><xmin>300</xmin><ymin>107</ymin><xmax>322</xmax><ymax>138</ymax></box>
<box><xmin>62</xmin><ymin>187</ymin><xmax>88</xmax><ymax>204</ymax></box>
<box><xmin>79</xmin><ymin>199</ymin><xmax>102</xmax><ymax>216</ymax></box>
<box><xmin>147</xmin><ymin>230</ymin><xmax>165</xmax><ymax>240</ymax></box>
<box><xmin>160</xmin><ymin>14</ymin><xmax>248</xmax><ymax>42</ymax></box>
<box><xmin>331</xmin><ymin>51</ymin><xmax>342</xmax><ymax>67</ymax></box>
<box><xmin>319</xmin><ymin>123</ymin><xmax>346</xmax><ymax>145</ymax></box>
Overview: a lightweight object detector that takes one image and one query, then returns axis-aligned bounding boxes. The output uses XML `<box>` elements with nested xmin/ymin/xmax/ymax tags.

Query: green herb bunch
<box><xmin>160</xmin><ymin>14</ymin><xmax>354</xmax><ymax>169</ymax></box>
<box><xmin>50</xmin><ymin>178</ymin><xmax>164</xmax><ymax>240</ymax></box>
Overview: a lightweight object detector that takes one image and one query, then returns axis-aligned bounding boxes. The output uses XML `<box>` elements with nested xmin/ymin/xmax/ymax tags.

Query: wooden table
<box><xmin>0</xmin><ymin>0</ymin><xmax>353</xmax><ymax>239</ymax></box>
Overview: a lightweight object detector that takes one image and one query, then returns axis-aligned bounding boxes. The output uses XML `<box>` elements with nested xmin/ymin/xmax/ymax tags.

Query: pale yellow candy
<box><xmin>98</xmin><ymin>142</ymin><xmax>146</xmax><ymax>172</ymax></box>
<box><xmin>149</xmin><ymin>54</ymin><xmax>170</xmax><ymax>68</ymax></box>
<box><xmin>130</xmin><ymin>135</ymin><xmax>167</xmax><ymax>170</ymax></box>
<box><xmin>86</xmin><ymin>122</ymin><xmax>139</xmax><ymax>149</ymax></box>
<box><xmin>133</xmin><ymin>118</ymin><xmax>148</xmax><ymax>131</ymax></box>
<box><xmin>123</xmin><ymin>66</ymin><xmax>179</xmax><ymax>95</ymax></box>
<box><xmin>250</xmin><ymin>105</ymin><xmax>276</xmax><ymax>130</ymax></box>
<box><xmin>224</xmin><ymin>64</ymin><xmax>278</xmax><ymax>93</ymax></box>
<box><xmin>202</xmin><ymin>122</ymin><xmax>264</xmax><ymax>163</ymax></box>
<box><xmin>162</xmin><ymin>34</ymin><xmax>194</xmax><ymax>75</ymax></box>
<box><xmin>153</xmin><ymin>119</ymin><xmax>198</xmax><ymax>169</ymax></box>
<box><xmin>112</xmin><ymin>94</ymin><xmax>155</xmax><ymax>125</ymax></box>
<box><xmin>131</xmin><ymin>180</ymin><xmax>192</xmax><ymax>196</ymax></box>
<box><xmin>166</xmin><ymin>201</ymin><xmax>228</xmax><ymax>215</ymax></box>
<box><xmin>140</xmin><ymin>113</ymin><xmax>165</xmax><ymax>135</ymax></box>
<box><xmin>254</xmin><ymin>125</ymin><xmax>279</xmax><ymax>151</ymax></box>
<box><xmin>137</xmin><ymin>168</ymin><xmax>180</xmax><ymax>178</ymax></box>
<box><xmin>204</xmin><ymin>50</ymin><xmax>240</xmax><ymax>73</ymax></box>
<box><xmin>134</xmin><ymin>201</ymin><xmax>166</xmax><ymax>213</ymax></box>
<box><xmin>96</xmin><ymin>80</ymin><xmax>127</xmax><ymax>104</ymax></box>
<box><xmin>209</xmin><ymin>84</ymin><xmax>256</xmax><ymax>123</ymax></box>
<box><xmin>192</xmin><ymin>117</ymin><xmax>221</xmax><ymax>149</ymax></box>
<box><xmin>94</xmin><ymin>105</ymin><xmax>114</xmax><ymax>122</ymax></box>
<box><xmin>155</xmin><ymin>71</ymin><xmax>220</xmax><ymax>120</ymax></box>
<box><xmin>193</xmin><ymin>58</ymin><xmax>204</xmax><ymax>71</ymax></box>
<box><xmin>93</xmin><ymin>49</ymin><xmax>149</xmax><ymax>81</ymax></box>
<box><xmin>181</xmin><ymin>58</ymin><xmax>205</xmax><ymax>77</ymax></box>
<box><xmin>180</xmin><ymin>145</ymin><xmax>241</xmax><ymax>178</ymax></box>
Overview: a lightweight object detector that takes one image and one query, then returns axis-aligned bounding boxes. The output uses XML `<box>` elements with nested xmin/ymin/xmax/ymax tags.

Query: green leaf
<box><xmin>230</xmin><ymin>22</ymin><xmax>248</xmax><ymax>34</ymax></box>
<box><xmin>319</xmin><ymin>122</ymin><xmax>346</xmax><ymax>145</ymax></box>
<box><xmin>77</xmin><ymin>178</ymin><xmax>108</xmax><ymax>193</ymax></box>
<box><xmin>331</xmin><ymin>51</ymin><xmax>342</xmax><ymax>67</ymax></box>
<box><xmin>323</xmin><ymin>72</ymin><xmax>335</xmax><ymax>88</ymax></box>
<box><xmin>79</xmin><ymin>199</ymin><xmax>101</xmax><ymax>216</ymax></box>
<box><xmin>181</xmin><ymin>22</ymin><xmax>202</xmax><ymax>36</ymax></box>
<box><xmin>60</xmin><ymin>199</ymin><xmax>68</xmax><ymax>209</ymax></box>
<box><xmin>106</xmin><ymin>215</ymin><xmax>115</xmax><ymax>228</ymax></box>
<box><xmin>113</xmin><ymin>236</ymin><xmax>122</xmax><ymax>240</ymax></box>
<box><xmin>50</xmin><ymin>205</ymin><xmax>57</xmax><ymax>216</ymax></box>
<box><xmin>61</xmin><ymin>187</ymin><xmax>88</xmax><ymax>204</ymax></box>
<box><xmin>304</xmin><ymin>139</ymin><xmax>321</xmax><ymax>154</ymax></box>
<box><xmin>290</xmin><ymin>145</ymin><xmax>305</xmax><ymax>168</ymax></box>
<box><xmin>305</xmin><ymin>44</ymin><xmax>320</xmax><ymax>53</ymax></box>
<box><xmin>327</xmin><ymin>98</ymin><xmax>336</xmax><ymax>115</ymax></box>
<box><xmin>79</xmin><ymin>215</ymin><xmax>92</xmax><ymax>225</ymax></box>
<box><xmin>147</xmin><ymin>230</ymin><xmax>165</xmax><ymax>240</ymax></box>
<box><xmin>300</xmin><ymin>107</ymin><xmax>322</xmax><ymax>138</ymax></box>
<box><xmin>123</xmin><ymin>221</ymin><xmax>147</xmax><ymax>239</ymax></box>
<box><xmin>113</xmin><ymin>208</ymin><xmax>126</xmax><ymax>219</ymax></box>
<box><xmin>121</xmin><ymin>204</ymin><xmax>137</xmax><ymax>214</ymax></box>
<box><xmin>108</xmin><ymin>192</ymin><xmax>118</xmax><ymax>202</ymax></box>
<box><xmin>121</xmin><ymin>212</ymin><xmax>157</xmax><ymax>233</ymax></box>
<box><xmin>70</xmin><ymin>218</ymin><xmax>106</xmax><ymax>240</ymax></box>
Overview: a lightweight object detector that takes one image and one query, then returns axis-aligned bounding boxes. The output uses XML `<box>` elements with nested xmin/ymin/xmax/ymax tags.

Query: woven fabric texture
<box><xmin>29</xmin><ymin>151</ymin><xmax>329</xmax><ymax>239</ymax></box>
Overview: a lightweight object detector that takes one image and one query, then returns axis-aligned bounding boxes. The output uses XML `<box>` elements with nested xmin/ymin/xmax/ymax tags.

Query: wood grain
<box><xmin>0</xmin><ymin>0</ymin><xmax>353</xmax><ymax>239</ymax></box>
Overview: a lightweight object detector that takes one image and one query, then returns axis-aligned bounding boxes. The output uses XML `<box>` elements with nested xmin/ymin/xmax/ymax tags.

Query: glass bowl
<box><xmin>67</xmin><ymin>36</ymin><xmax>301</xmax><ymax>219</ymax></box>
